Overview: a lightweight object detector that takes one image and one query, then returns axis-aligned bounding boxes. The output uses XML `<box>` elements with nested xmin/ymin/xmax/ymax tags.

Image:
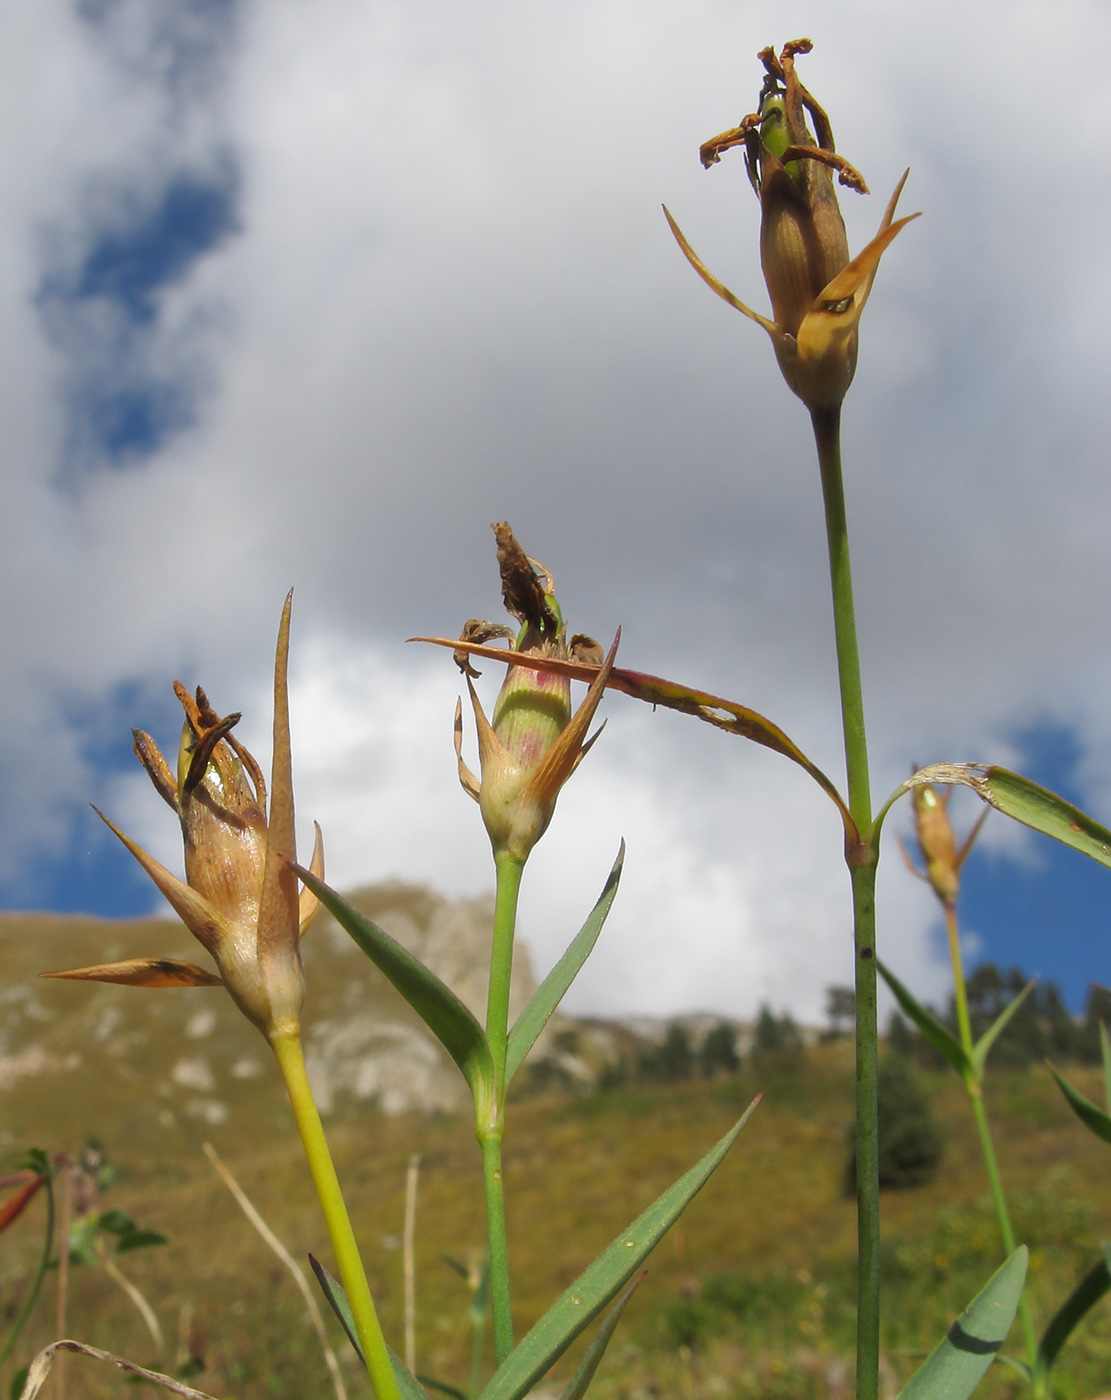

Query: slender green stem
<box><xmin>487</xmin><ymin>854</ymin><xmax>525</xmax><ymax>1084</ymax></box>
<box><xmin>944</xmin><ymin>906</ymin><xmax>975</xmax><ymax>1055</ymax></box>
<box><xmin>480</xmin><ymin>1136</ymin><xmax>512</xmax><ymax>1364</ymax></box>
<box><xmin>0</xmin><ymin>1167</ymin><xmax>54</xmax><ymax>1367</ymax></box>
<box><xmin>851</xmin><ymin>860</ymin><xmax>881</xmax><ymax>1391</ymax></box>
<box><xmin>812</xmin><ymin>408</ymin><xmax>871</xmax><ymax>831</ymax></box>
<box><xmin>945</xmin><ymin>906</ymin><xmax>1037</xmax><ymax>1365</ymax></box>
<box><xmin>812</xmin><ymin>405</ymin><xmax>880</xmax><ymax>1400</ymax></box>
<box><xmin>478</xmin><ymin>852</ymin><xmax>525</xmax><ymax>1364</ymax></box>
<box><xmin>270</xmin><ymin>1031</ymin><xmax>401</xmax><ymax>1400</ymax></box>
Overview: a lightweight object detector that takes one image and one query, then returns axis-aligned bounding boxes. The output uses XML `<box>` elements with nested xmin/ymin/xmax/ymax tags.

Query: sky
<box><xmin>1</xmin><ymin>0</ymin><xmax>1110</xmax><ymax>1023</ymax></box>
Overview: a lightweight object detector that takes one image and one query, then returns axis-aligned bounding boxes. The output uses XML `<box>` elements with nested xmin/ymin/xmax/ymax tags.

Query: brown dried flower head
<box><xmin>43</xmin><ymin>595</ymin><xmax>323</xmax><ymax>1043</ymax></box>
<box><xmin>666</xmin><ymin>39</ymin><xmax>918</xmax><ymax>411</ymax></box>
<box><xmin>453</xmin><ymin>524</ymin><xmax>615</xmax><ymax>864</ymax></box>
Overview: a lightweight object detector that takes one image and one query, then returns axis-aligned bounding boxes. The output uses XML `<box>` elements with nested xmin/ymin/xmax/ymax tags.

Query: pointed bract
<box><xmin>42</xmin><ymin>958</ymin><xmax>223</xmax><ymax>989</ymax></box>
<box><xmin>45</xmin><ymin>598</ymin><xmax>320</xmax><ymax>1042</ymax></box>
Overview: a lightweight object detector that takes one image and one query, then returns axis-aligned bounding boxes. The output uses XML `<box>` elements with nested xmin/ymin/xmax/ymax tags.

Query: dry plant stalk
<box><xmin>202</xmin><ymin>1142</ymin><xmax>348</xmax><ymax>1400</ymax></box>
<box><xmin>403</xmin><ymin>1153</ymin><xmax>421</xmax><ymax>1374</ymax></box>
<box><xmin>17</xmin><ymin>1340</ymin><xmax>220</xmax><ymax>1400</ymax></box>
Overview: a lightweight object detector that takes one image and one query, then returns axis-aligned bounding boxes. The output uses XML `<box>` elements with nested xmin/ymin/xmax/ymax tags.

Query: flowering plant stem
<box><xmin>811</xmin><ymin>406</ymin><xmax>880</xmax><ymax>1400</ymax></box>
<box><xmin>944</xmin><ymin>904</ymin><xmax>1039</xmax><ymax>1369</ymax></box>
<box><xmin>480</xmin><ymin>851</ymin><xmax>526</xmax><ymax>1365</ymax></box>
<box><xmin>269</xmin><ymin>1031</ymin><xmax>401</xmax><ymax>1400</ymax></box>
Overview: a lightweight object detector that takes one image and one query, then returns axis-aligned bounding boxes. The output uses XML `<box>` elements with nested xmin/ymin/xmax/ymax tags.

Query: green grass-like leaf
<box><xmin>897</xmin><ymin>1247</ymin><xmax>1028</xmax><ymax>1400</ymax></box>
<box><xmin>878</xmin><ymin>961</ymin><xmax>970</xmax><ymax>1079</ymax></box>
<box><xmin>970</xmin><ymin>979</ymin><xmax>1036</xmax><ymax>1081</ymax></box>
<box><xmin>1046</xmin><ymin>1063</ymin><xmax>1111</xmax><ymax>1145</ymax></box>
<box><xmin>557</xmin><ymin>1272</ymin><xmax>643</xmax><ymax>1400</ymax></box>
<box><xmin>1033</xmin><ymin>1243</ymin><xmax>1111</xmax><ymax>1387</ymax></box>
<box><xmin>295</xmin><ymin>868</ymin><xmax>495</xmax><ymax>1108</ymax></box>
<box><xmin>506</xmin><ymin>845</ymin><xmax>624</xmax><ymax>1085</ymax></box>
<box><xmin>478</xmin><ymin>1099</ymin><xmax>760</xmax><ymax>1400</ymax></box>
<box><xmin>309</xmin><ymin>1254</ymin><xmax>431</xmax><ymax>1399</ymax></box>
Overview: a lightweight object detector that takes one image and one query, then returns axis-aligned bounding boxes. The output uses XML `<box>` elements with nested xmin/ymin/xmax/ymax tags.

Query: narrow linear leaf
<box><xmin>1034</xmin><ymin>1243</ymin><xmax>1111</xmax><ymax>1386</ymax></box>
<box><xmin>413</xmin><ymin>636</ymin><xmax>856</xmax><ymax>844</ymax></box>
<box><xmin>416</xmin><ymin>1379</ymin><xmax>468</xmax><ymax>1400</ymax></box>
<box><xmin>478</xmin><ymin>1098</ymin><xmax>760</xmax><ymax>1400</ymax></box>
<box><xmin>1046</xmin><ymin>1063</ymin><xmax>1111</xmax><ymax>1145</ymax></box>
<box><xmin>309</xmin><ymin>1256</ymin><xmax>430</xmax><ymax>1400</ymax></box>
<box><xmin>878</xmin><ymin>961</ymin><xmax>971</xmax><ymax>1079</ymax></box>
<box><xmin>295</xmin><ymin>868</ymin><xmax>495</xmax><ymax>1105</ymax></box>
<box><xmin>971</xmin><ymin>980</ymin><xmax>1036</xmax><ymax>1080</ymax></box>
<box><xmin>558</xmin><ymin>1273</ymin><xmax>645</xmax><ymax>1400</ymax></box>
<box><xmin>506</xmin><ymin>845</ymin><xmax>624</xmax><ymax>1084</ymax></box>
<box><xmin>310</xmin><ymin>1255</ymin><xmax>363</xmax><ymax>1362</ymax></box>
<box><xmin>905</xmin><ymin>765</ymin><xmax>1111</xmax><ymax>870</ymax></box>
<box><xmin>898</xmin><ymin>1247</ymin><xmax>1028</xmax><ymax>1400</ymax></box>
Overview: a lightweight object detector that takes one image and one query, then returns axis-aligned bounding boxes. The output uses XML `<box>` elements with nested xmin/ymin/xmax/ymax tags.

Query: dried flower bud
<box><xmin>43</xmin><ymin>596</ymin><xmax>324</xmax><ymax>1043</ymax></box>
<box><xmin>904</xmin><ymin>782</ymin><xmax>987</xmax><ymax>911</ymax></box>
<box><xmin>667</xmin><ymin>39</ymin><xmax>918</xmax><ymax>411</ymax></box>
<box><xmin>454</xmin><ymin>524</ymin><xmax>614</xmax><ymax>864</ymax></box>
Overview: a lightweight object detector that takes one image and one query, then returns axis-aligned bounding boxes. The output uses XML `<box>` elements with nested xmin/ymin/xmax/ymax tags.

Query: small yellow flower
<box><xmin>453</xmin><ymin>524</ymin><xmax>615</xmax><ymax>863</ymax></box>
<box><xmin>42</xmin><ymin>595</ymin><xmax>324</xmax><ymax>1042</ymax></box>
<box><xmin>665</xmin><ymin>39</ymin><xmax>919</xmax><ymax>411</ymax></box>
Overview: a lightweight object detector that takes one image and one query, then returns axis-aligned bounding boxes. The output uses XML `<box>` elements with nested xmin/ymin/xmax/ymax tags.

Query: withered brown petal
<box><xmin>492</xmin><ymin>523</ymin><xmax>559</xmax><ymax>635</ymax></box>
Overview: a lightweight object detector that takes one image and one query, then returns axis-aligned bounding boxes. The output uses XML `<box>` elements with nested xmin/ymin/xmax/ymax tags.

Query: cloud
<box><xmin>1</xmin><ymin>0</ymin><xmax>1108</xmax><ymax>1019</ymax></box>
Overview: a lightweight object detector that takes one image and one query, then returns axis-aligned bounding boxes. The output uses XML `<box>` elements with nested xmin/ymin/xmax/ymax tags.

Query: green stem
<box><xmin>487</xmin><ymin>854</ymin><xmax>525</xmax><ymax>1084</ymax></box>
<box><xmin>812</xmin><ymin>408</ymin><xmax>871</xmax><ymax>831</ymax></box>
<box><xmin>945</xmin><ymin>907</ymin><xmax>1038</xmax><ymax>1367</ymax></box>
<box><xmin>0</xmin><ymin>1167</ymin><xmax>54</xmax><ymax>1367</ymax></box>
<box><xmin>812</xmin><ymin>405</ymin><xmax>880</xmax><ymax>1400</ymax></box>
<box><xmin>479</xmin><ymin>852</ymin><xmax>525</xmax><ymax>1364</ymax></box>
<box><xmin>480</xmin><ymin>1136</ymin><xmax>512</xmax><ymax>1365</ymax></box>
<box><xmin>270</xmin><ymin>1031</ymin><xmax>401</xmax><ymax>1400</ymax></box>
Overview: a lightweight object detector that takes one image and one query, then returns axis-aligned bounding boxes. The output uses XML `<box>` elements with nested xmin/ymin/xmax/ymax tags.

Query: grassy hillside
<box><xmin>3</xmin><ymin>1044</ymin><xmax>1111</xmax><ymax>1398</ymax></box>
<box><xmin>2</xmin><ymin>902</ymin><xmax>1109</xmax><ymax>1398</ymax></box>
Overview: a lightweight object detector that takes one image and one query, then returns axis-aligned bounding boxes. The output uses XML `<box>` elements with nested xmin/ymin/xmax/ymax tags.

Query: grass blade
<box><xmin>506</xmin><ymin>846</ymin><xmax>624</xmax><ymax>1084</ymax></box>
<box><xmin>971</xmin><ymin>979</ymin><xmax>1036</xmax><ymax>1080</ymax></box>
<box><xmin>878</xmin><ymin>961</ymin><xmax>970</xmax><ymax>1079</ymax></box>
<box><xmin>1034</xmin><ymin>1243</ymin><xmax>1111</xmax><ymax>1387</ymax></box>
<box><xmin>478</xmin><ymin>1099</ymin><xmax>759</xmax><ymax>1400</ymax></box>
<box><xmin>557</xmin><ymin>1273</ymin><xmax>644</xmax><ymax>1400</ymax></box>
<box><xmin>204</xmin><ymin>1143</ymin><xmax>347</xmax><ymax>1400</ymax></box>
<box><xmin>310</xmin><ymin>1257</ymin><xmax>430</xmax><ymax>1400</ymax></box>
<box><xmin>1046</xmin><ymin>1063</ymin><xmax>1111</xmax><ymax>1145</ymax></box>
<box><xmin>310</xmin><ymin>1254</ymin><xmax>363</xmax><ymax>1362</ymax></box>
<box><xmin>897</xmin><ymin>1247</ymin><xmax>1028</xmax><ymax>1400</ymax></box>
<box><xmin>417</xmin><ymin>1380</ymin><xmax>468</xmax><ymax>1400</ymax></box>
<box><xmin>295</xmin><ymin>868</ymin><xmax>495</xmax><ymax>1104</ymax></box>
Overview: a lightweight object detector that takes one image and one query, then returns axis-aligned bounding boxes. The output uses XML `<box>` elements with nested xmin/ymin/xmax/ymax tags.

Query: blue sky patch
<box><xmin>0</xmin><ymin>677</ymin><xmax>187</xmax><ymax>918</ymax></box>
<box><xmin>39</xmin><ymin>165</ymin><xmax>239</xmax><ymax>469</ymax></box>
